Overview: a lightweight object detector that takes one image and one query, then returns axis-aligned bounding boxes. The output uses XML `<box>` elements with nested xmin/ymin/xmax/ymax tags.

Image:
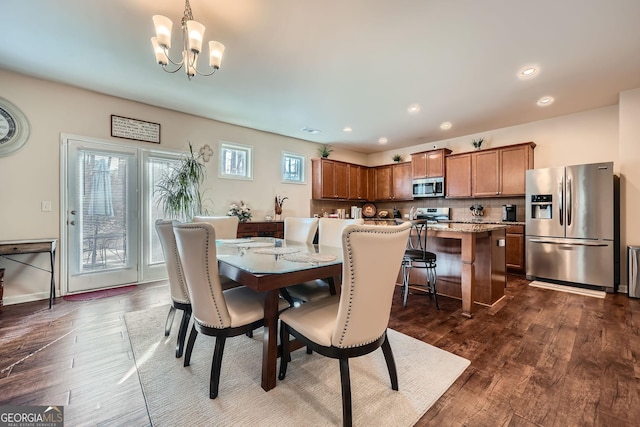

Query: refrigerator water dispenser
<box><xmin>530</xmin><ymin>194</ymin><xmax>553</xmax><ymax>219</ymax></box>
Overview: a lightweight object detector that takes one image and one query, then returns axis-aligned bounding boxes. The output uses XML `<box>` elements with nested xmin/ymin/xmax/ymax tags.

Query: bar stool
<box><xmin>401</xmin><ymin>222</ymin><xmax>439</xmax><ymax>309</ymax></box>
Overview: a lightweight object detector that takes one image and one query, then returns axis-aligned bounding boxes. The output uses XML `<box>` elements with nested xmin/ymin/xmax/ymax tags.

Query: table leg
<box><xmin>261</xmin><ymin>289</ymin><xmax>280</xmax><ymax>391</ymax></box>
<box><xmin>49</xmin><ymin>248</ymin><xmax>56</xmax><ymax>309</ymax></box>
<box><xmin>460</xmin><ymin>234</ymin><xmax>476</xmax><ymax>318</ymax></box>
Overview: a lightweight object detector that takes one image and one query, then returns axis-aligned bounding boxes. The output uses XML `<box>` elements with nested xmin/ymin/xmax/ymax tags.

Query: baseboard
<box><xmin>2</xmin><ymin>291</ymin><xmax>50</xmax><ymax>306</ymax></box>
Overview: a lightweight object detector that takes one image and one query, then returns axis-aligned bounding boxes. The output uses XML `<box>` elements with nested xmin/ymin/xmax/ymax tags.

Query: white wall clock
<box><xmin>0</xmin><ymin>97</ymin><xmax>30</xmax><ymax>157</ymax></box>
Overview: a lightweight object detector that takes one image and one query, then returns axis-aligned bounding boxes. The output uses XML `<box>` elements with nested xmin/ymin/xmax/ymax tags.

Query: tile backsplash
<box><xmin>309</xmin><ymin>197</ymin><xmax>526</xmax><ymax>222</ymax></box>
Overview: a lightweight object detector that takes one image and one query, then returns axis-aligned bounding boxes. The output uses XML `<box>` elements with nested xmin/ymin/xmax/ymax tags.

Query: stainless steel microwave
<box><xmin>412</xmin><ymin>177</ymin><xmax>444</xmax><ymax>198</ymax></box>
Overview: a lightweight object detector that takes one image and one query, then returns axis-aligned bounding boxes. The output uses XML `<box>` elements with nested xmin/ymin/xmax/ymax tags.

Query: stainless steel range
<box><xmin>415</xmin><ymin>207</ymin><xmax>450</xmax><ymax>223</ymax></box>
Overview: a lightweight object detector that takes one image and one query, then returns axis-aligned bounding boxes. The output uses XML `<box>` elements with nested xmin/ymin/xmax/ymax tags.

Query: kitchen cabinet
<box><xmin>446</xmin><ymin>142</ymin><xmax>535</xmax><ymax>198</ymax></box>
<box><xmin>237</xmin><ymin>221</ymin><xmax>284</xmax><ymax>239</ymax></box>
<box><xmin>411</xmin><ymin>148</ymin><xmax>451</xmax><ymax>178</ymax></box>
<box><xmin>312</xmin><ymin>158</ymin><xmax>349</xmax><ymax>199</ymax></box>
<box><xmin>445</xmin><ymin>153</ymin><xmax>472</xmax><ymax>198</ymax></box>
<box><xmin>348</xmin><ymin>164</ymin><xmax>370</xmax><ymax>201</ymax></box>
<box><xmin>505</xmin><ymin>225</ymin><xmax>525</xmax><ymax>273</ymax></box>
<box><xmin>472</xmin><ymin>142</ymin><xmax>536</xmax><ymax>197</ymax></box>
<box><xmin>374</xmin><ymin>162</ymin><xmax>412</xmax><ymax>201</ymax></box>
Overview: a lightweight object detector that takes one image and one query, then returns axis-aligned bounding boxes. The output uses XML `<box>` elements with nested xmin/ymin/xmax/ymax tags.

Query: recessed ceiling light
<box><xmin>440</xmin><ymin>122</ymin><xmax>452</xmax><ymax>130</ymax></box>
<box><xmin>342</xmin><ymin>126</ymin><xmax>352</xmax><ymax>132</ymax></box>
<box><xmin>300</xmin><ymin>127</ymin><xmax>321</xmax><ymax>134</ymax></box>
<box><xmin>520</xmin><ymin>67</ymin><xmax>537</xmax><ymax>77</ymax></box>
<box><xmin>537</xmin><ymin>96</ymin><xmax>554</xmax><ymax>106</ymax></box>
<box><xmin>407</xmin><ymin>104</ymin><xmax>420</xmax><ymax>114</ymax></box>
<box><xmin>378</xmin><ymin>137</ymin><xmax>388</xmax><ymax>144</ymax></box>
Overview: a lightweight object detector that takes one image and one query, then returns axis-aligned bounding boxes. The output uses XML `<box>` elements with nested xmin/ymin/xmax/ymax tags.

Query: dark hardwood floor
<box><xmin>1</xmin><ymin>276</ymin><xmax>638</xmax><ymax>426</ymax></box>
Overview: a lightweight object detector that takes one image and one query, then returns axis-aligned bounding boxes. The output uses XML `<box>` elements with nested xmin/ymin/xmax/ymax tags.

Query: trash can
<box><xmin>629</xmin><ymin>246</ymin><xmax>640</xmax><ymax>298</ymax></box>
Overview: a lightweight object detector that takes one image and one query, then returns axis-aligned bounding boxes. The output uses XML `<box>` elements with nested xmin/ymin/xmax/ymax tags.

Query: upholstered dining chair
<box><xmin>192</xmin><ymin>215</ymin><xmax>239</xmax><ymax>239</ymax></box>
<box><xmin>192</xmin><ymin>215</ymin><xmax>241</xmax><ymax>290</ymax></box>
<box><xmin>402</xmin><ymin>222</ymin><xmax>439</xmax><ymax>309</ymax></box>
<box><xmin>283</xmin><ymin>217</ymin><xmax>319</xmax><ymax>243</ymax></box>
<box><xmin>278</xmin><ymin>222</ymin><xmax>411</xmax><ymax>427</ymax></box>
<box><xmin>155</xmin><ymin>219</ymin><xmax>191</xmax><ymax>358</ymax></box>
<box><xmin>173</xmin><ymin>222</ymin><xmax>289</xmax><ymax>399</ymax></box>
<box><xmin>286</xmin><ymin>217</ymin><xmax>364</xmax><ymax>303</ymax></box>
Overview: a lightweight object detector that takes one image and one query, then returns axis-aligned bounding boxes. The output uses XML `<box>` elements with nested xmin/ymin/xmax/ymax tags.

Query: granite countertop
<box><xmin>395</xmin><ymin>218</ymin><xmax>508</xmax><ymax>233</ymax></box>
<box><xmin>440</xmin><ymin>219</ymin><xmax>526</xmax><ymax>226</ymax></box>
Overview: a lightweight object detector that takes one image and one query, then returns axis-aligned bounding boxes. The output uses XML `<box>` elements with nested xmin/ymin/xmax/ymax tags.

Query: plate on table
<box><xmin>362</xmin><ymin>203</ymin><xmax>377</xmax><ymax>218</ymax></box>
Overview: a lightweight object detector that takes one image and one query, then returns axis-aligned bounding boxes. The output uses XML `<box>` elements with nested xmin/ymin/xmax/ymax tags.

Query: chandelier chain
<box><xmin>181</xmin><ymin>0</ymin><xmax>194</xmax><ymax>27</ymax></box>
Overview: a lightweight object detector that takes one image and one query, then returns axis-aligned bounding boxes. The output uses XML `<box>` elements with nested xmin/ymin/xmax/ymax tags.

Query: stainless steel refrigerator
<box><xmin>525</xmin><ymin>162</ymin><xmax>619</xmax><ymax>291</ymax></box>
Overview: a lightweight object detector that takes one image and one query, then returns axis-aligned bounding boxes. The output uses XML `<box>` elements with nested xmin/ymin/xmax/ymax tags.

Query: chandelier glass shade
<box><xmin>151</xmin><ymin>0</ymin><xmax>225</xmax><ymax>79</ymax></box>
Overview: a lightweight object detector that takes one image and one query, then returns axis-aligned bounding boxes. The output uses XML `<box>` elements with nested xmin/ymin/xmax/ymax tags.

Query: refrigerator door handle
<box><xmin>567</xmin><ymin>177</ymin><xmax>572</xmax><ymax>227</ymax></box>
<box><xmin>529</xmin><ymin>239</ymin><xmax>609</xmax><ymax>247</ymax></box>
<box><xmin>632</xmin><ymin>251</ymin><xmax>638</xmax><ymax>291</ymax></box>
<box><xmin>558</xmin><ymin>178</ymin><xmax>564</xmax><ymax>226</ymax></box>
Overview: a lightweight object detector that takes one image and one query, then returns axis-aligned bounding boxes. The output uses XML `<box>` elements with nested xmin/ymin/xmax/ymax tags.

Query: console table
<box><xmin>0</xmin><ymin>239</ymin><xmax>57</xmax><ymax>308</ymax></box>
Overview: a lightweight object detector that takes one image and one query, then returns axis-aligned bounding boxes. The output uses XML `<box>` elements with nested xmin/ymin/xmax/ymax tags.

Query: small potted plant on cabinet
<box><xmin>317</xmin><ymin>145</ymin><xmax>333</xmax><ymax>158</ymax></box>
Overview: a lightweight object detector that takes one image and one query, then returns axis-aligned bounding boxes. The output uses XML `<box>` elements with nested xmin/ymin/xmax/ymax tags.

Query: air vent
<box><xmin>300</xmin><ymin>127</ymin><xmax>321</xmax><ymax>134</ymax></box>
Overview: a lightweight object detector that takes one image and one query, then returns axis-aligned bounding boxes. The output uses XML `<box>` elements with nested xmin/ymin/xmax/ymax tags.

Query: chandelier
<box><xmin>151</xmin><ymin>0</ymin><xmax>225</xmax><ymax>80</ymax></box>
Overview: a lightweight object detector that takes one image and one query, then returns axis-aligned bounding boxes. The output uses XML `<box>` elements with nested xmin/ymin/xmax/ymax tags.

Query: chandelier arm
<box><xmin>161</xmin><ymin>64</ymin><xmax>184</xmax><ymax>74</ymax></box>
<box><xmin>194</xmin><ymin>67</ymin><xmax>219</xmax><ymax>77</ymax></box>
<box><xmin>163</xmin><ymin>47</ymin><xmax>186</xmax><ymax>68</ymax></box>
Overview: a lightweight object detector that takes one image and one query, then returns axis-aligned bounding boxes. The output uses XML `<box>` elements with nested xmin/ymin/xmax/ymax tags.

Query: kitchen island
<box><xmin>399</xmin><ymin>220</ymin><xmax>507</xmax><ymax>318</ymax></box>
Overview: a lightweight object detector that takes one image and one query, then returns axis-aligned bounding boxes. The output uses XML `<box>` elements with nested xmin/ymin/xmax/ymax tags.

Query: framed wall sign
<box><xmin>111</xmin><ymin>115</ymin><xmax>160</xmax><ymax>144</ymax></box>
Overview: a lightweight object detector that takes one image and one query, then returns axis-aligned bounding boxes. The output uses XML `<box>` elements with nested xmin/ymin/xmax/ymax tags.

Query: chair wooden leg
<box><xmin>164</xmin><ymin>306</ymin><xmax>176</xmax><ymax>336</ymax></box>
<box><xmin>381</xmin><ymin>333</ymin><xmax>399</xmax><ymax>391</ymax></box>
<box><xmin>210</xmin><ymin>336</ymin><xmax>227</xmax><ymax>399</ymax></box>
<box><xmin>278</xmin><ymin>323</ymin><xmax>290</xmax><ymax>380</ymax></box>
<box><xmin>339</xmin><ymin>358</ymin><xmax>353</xmax><ymax>427</ymax></box>
<box><xmin>183</xmin><ymin>324</ymin><xmax>198</xmax><ymax>367</ymax></box>
<box><xmin>176</xmin><ymin>308</ymin><xmax>191</xmax><ymax>358</ymax></box>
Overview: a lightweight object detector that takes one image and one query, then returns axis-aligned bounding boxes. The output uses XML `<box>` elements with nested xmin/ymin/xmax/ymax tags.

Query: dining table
<box><xmin>215</xmin><ymin>237</ymin><xmax>343</xmax><ymax>392</ymax></box>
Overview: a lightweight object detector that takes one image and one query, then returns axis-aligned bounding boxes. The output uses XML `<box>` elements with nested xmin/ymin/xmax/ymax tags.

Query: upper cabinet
<box><xmin>312</xmin><ymin>158</ymin><xmax>349</xmax><ymax>199</ymax></box>
<box><xmin>411</xmin><ymin>148</ymin><xmax>452</xmax><ymax>179</ymax></box>
<box><xmin>446</xmin><ymin>142</ymin><xmax>535</xmax><ymax>198</ymax></box>
<box><xmin>446</xmin><ymin>153</ymin><xmax>473</xmax><ymax>198</ymax></box>
<box><xmin>348</xmin><ymin>164</ymin><xmax>370</xmax><ymax>201</ymax></box>
<box><xmin>374</xmin><ymin>163</ymin><xmax>413</xmax><ymax>201</ymax></box>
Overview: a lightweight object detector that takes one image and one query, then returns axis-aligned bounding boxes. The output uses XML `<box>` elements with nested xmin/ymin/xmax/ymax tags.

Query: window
<box><xmin>282</xmin><ymin>152</ymin><xmax>305</xmax><ymax>184</ymax></box>
<box><xmin>219</xmin><ymin>141</ymin><xmax>253</xmax><ymax>180</ymax></box>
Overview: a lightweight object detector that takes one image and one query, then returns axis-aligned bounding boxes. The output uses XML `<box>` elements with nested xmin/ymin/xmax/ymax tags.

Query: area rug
<box><xmin>125</xmin><ymin>305</ymin><xmax>470</xmax><ymax>426</ymax></box>
<box><xmin>529</xmin><ymin>280</ymin><xmax>606</xmax><ymax>298</ymax></box>
<box><xmin>63</xmin><ymin>284</ymin><xmax>137</xmax><ymax>301</ymax></box>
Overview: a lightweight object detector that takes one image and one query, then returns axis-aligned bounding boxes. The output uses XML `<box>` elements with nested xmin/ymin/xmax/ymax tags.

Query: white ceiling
<box><xmin>2</xmin><ymin>0</ymin><xmax>640</xmax><ymax>153</ymax></box>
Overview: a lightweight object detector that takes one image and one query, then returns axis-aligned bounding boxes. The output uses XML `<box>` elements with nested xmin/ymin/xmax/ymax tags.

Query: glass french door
<box><xmin>62</xmin><ymin>136</ymin><xmax>184</xmax><ymax>294</ymax></box>
<box><xmin>66</xmin><ymin>140</ymin><xmax>138</xmax><ymax>292</ymax></box>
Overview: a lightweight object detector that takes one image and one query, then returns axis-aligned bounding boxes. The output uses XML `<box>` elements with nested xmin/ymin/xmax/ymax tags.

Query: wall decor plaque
<box><xmin>111</xmin><ymin>115</ymin><xmax>160</xmax><ymax>143</ymax></box>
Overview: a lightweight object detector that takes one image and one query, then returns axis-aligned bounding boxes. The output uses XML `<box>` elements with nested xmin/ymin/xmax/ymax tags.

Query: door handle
<box><xmin>567</xmin><ymin>177</ymin><xmax>572</xmax><ymax>227</ymax></box>
<box><xmin>558</xmin><ymin>179</ymin><xmax>563</xmax><ymax>226</ymax></box>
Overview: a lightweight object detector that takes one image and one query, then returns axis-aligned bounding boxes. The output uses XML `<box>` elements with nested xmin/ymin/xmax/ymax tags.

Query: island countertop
<box><xmin>395</xmin><ymin>219</ymin><xmax>508</xmax><ymax>233</ymax></box>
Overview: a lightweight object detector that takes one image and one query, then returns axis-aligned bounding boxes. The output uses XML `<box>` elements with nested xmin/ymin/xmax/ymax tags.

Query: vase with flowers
<box><xmin>227</xmin><ymin>201</ymin><xmax>252</xmax><ymax>222</ymax></box>
<box><xmin>275</xmin><ymin>195</ymin><xmax>288</xmax><ymax>220</ymax></box>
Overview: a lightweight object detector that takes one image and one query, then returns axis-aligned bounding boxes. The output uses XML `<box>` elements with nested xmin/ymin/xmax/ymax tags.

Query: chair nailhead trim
<box><xmin>337</xmin><ymin>225</ymin><xmax>407</xmax><ymax>348</ymax></box>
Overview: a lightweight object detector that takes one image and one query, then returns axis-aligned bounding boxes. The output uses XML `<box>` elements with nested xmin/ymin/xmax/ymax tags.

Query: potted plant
<box><xmin>155</xmin><ymin>143</ymin><xmax>208</xmax><ymax>222</ymax></box>
<box><xmin>317</xmin><ymin>145</ymin><xmax>333</xmax><ymax>158</ymax></box>
<box><xmin>472</xmin><ymin>138</ymin><xmax>484</xmax><ymax>150</ymax></box>
<box><xmin>392</xmin><ymin>154</ymin><xmax>403</xmax><ymax>162</ymax></box>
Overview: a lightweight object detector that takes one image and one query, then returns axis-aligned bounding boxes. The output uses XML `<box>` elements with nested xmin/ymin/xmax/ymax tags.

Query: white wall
<box><xmin>619</xmin><ymin>88</ymin><xmax>640</xmax><ymax>288</ymax></box>
<box><xmin>368</xmin><ymin>105</ymin><xmax>620</xmax><ymax>171</ymax></box>
<box><xmin>2</xmin><ymin>68</ymin><xmax>638</xmax><ymax>303</ymax></box>
<box><xmin>0</xmin><ymin>69</ymin><xmax>367</xmax><ymax>303</ymax></box>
